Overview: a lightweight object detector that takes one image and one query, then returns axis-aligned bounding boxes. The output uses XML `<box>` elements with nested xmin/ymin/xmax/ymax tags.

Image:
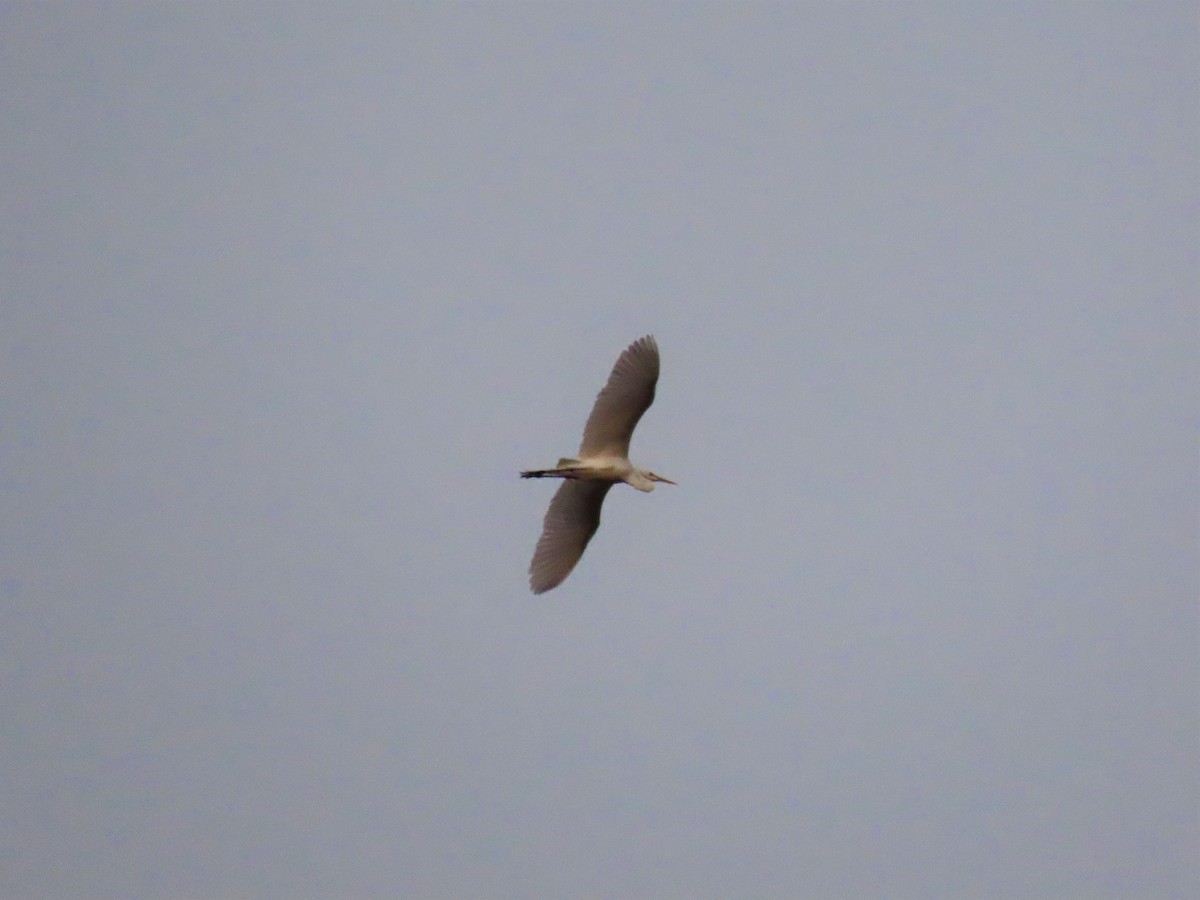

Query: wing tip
<box><xmin>529</xmin><ymin>570</ymin><xmax>563</xmax><ymax>594</ymax></box>
<box><xmin>632</xmin><ymin>333</ymin><xmax>657</xmax><ymax>352</ymax></box>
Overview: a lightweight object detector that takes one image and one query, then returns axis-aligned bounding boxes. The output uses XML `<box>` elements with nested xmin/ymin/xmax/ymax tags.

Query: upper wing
<box><xmin>529</xmin><ymin>480</ymin><xmax>613</xmax><ymax>594</ymax></box>
<box><xmin>579</xmin><ymin>335</ymin><xmax>660</xmax><ymax>457</ymax></box>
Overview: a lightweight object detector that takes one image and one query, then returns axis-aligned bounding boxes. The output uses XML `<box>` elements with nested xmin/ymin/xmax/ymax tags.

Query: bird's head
<box><xmin>627</xmin><ymin>469</ymin><xmax>677</xmax><ymax>492</ymax></box>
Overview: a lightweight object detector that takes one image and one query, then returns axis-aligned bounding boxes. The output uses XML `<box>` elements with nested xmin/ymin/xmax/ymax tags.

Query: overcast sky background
<box><xmin>2</xmin><ymin>4</ymin><xmax>1197</xmax><ymax>898</ymax></box>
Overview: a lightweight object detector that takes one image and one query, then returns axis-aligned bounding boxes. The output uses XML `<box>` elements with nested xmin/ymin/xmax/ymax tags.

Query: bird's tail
<box><xmin>521</xmin><ymin>458</ymin><xmax>582</xmax><ymax>479</ymax></box>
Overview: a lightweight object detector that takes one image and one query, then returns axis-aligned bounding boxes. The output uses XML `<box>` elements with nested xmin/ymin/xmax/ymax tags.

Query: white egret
<box><xmin>522</xmin><ymin>334</ymin><xmax>675</xmax><ymax>594</ymax></box>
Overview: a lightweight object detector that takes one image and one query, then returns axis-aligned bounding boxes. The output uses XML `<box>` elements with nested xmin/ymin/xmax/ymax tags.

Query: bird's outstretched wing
<box><xmin>579</xmin><ymin>335</ymin><xmax>660</xmax><ymax>457</ymax></box>
<box><xmin>529</xmin><ymin>480</ymin><xmax>614</xmax><ymax>594</ymax></box>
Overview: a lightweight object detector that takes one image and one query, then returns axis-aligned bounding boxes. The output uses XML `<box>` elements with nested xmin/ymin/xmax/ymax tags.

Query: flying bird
<box><xmin>522</xmin><ymin>334</ymin><xmax>675</xmax><ymax>594</ymax></box>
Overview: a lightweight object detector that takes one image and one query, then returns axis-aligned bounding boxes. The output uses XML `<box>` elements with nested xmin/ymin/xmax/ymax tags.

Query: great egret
<box><xmin>522</xmin><ymin>334</ymin><xmax>675</xmax><ymax>594</ymax></box>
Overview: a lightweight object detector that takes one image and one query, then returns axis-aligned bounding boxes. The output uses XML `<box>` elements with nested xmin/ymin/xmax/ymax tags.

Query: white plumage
<box><xmin>521</xmin><ymin>335</ymin><xmax>675</xmax><ymax>594</ymax></box>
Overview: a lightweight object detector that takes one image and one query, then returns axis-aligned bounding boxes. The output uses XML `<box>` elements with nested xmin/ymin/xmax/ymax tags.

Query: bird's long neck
<box><xmin>626</xmin><ymin>470</ymin><xmax>656</xmax><ymax>493</ymax></box>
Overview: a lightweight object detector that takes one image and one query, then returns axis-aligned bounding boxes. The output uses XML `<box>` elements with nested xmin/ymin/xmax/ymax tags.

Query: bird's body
<box><xmin>522</xmin><ymin>455</ymin><xmax>653</xmax><ymax>489</ymax></box>
<box><xmin>522</xmin><ymin>335</ymin><xmax>674</xmax><ymax>594</ymax></box>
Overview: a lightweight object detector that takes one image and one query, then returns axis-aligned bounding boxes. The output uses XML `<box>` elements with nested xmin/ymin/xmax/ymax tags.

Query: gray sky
<box><xmin>3</xmin><ymin>4</ymin><xmax>1196</xmax><ymax>898</ymax></box>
